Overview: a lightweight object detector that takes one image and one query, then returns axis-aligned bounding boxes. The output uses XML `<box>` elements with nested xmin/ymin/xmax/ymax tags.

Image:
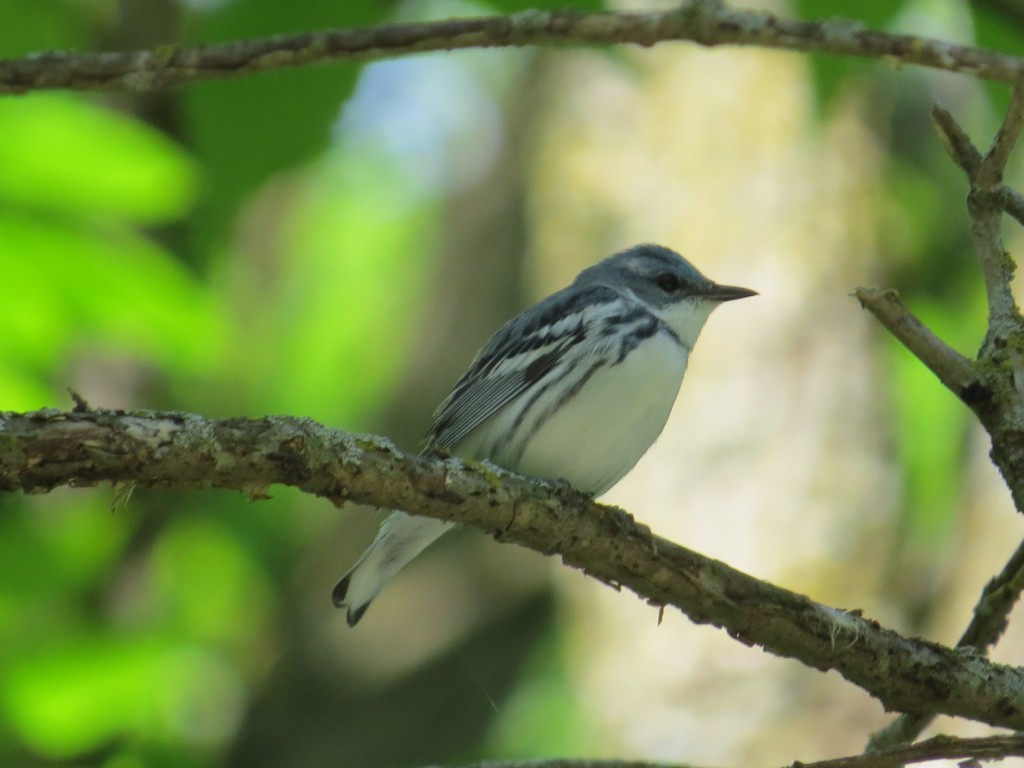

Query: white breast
<box><xmin>496</xmin><ymin>331</ymin><xmax>689</xmax><ymax>496</ymax></box>
<box><xmin>455</xmin><ymin>294</ymin><xmax>720</xmax><ymax>497</ymax></box>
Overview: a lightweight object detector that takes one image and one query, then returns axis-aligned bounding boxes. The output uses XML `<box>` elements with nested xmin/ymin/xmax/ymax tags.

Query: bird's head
<box><xmin>576</xmin><ymin>243</ymin><xmax>757</xmax><ymax>346</ymax></box>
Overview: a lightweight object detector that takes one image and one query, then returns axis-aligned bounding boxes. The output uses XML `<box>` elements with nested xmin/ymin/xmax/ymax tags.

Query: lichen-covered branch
<box><xmin>970</xmin><ymin>86</ymin><xmax>1024</xmax><ymax>336</ymax></box>
<box><xmin>4</xmin><ymin>2</ymin><xmax>1024</xmax><ymax>95</ymax></box>
<box><xmin>861</xmin><ymin>90</ymin><xmax>1024</xmax><ymax>751</ymax></box>
<box><xmin>867</xmin><ymin>535</ymin><xmax>1024</xmax><ymax>751</ymax></box>
<box><xmin>931</xmin><ymin>93</ymin><xmax>1024</xmax><ymax>338</ymax></box>
<box><xmin>4</xmin><ymin>407</ymin><xmax>1024</xmax><ymax>730</ymax></box>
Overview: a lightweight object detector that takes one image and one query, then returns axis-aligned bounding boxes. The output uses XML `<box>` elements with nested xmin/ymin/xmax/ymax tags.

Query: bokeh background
<box><xmin>3</xmin><ymin>0</ymin><xmax>1024</xmax><ymax>766</ymax></box>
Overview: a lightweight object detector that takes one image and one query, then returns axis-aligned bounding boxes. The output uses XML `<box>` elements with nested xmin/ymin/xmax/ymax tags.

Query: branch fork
<box><xmin>858</xmin><ymin>86</ymin><xmax>1024</xmax><ymax>751</ymax></box>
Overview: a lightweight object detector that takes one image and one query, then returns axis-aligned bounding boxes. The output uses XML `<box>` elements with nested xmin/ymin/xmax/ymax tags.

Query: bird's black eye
<box><xmin>655</xmin><ymin>272</ymin><xmax>685</xmax><ymax>293</ymax></box>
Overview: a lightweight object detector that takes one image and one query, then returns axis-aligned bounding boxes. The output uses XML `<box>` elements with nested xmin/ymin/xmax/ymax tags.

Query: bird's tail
<box><xmin>332</xmin><ymin>512</ymin><xmax>454</xmax><ymax>626</ymax></box>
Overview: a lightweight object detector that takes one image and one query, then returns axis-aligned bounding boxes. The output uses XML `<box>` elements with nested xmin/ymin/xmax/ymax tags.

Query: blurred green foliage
<box><xmin>0</xmin><ymin>0</ymin><xmax>1020</xmax><ymax>766</ymax></box>
<box><xmin>0</xmin><ymin>93</ymin><xmax>213</xmax><ymax>408</ymax></box>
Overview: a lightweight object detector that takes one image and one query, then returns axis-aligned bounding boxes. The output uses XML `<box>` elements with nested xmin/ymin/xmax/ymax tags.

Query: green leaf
<box><xmin>150</xmin><ymin>517</ymin><xmax>273</xmax><ymax>646</ymax></box>
<box><xmin>180</xmin><ymin>0</ymin><xmax>399</xmax><ymax>253</ymax></box>
<box><xmin>1</xmin><ymin>638</ymin><xmax>244</xmax><ymax>757</ymax></box>
<box><xmin>0</xmin><ymin>209</ymin><xmax>227</xmax><ymax>405</ymax></box>
<box><xmin>0</xmin><ymin>0</ymin><xmax>94</xmax><ymax>57</ymax></box>
<box><xmin>214</xmin><ymin>143</ymin><xmax>436</xmax><ymax>424</ymax></box>
<box><xmin>0</xmin><ymin>94</ymin><xmax>196</xmax><ymax>223</ymax></box>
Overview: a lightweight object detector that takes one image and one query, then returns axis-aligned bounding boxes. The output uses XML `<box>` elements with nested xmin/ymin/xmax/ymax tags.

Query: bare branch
<box><xmin>961</xmin><ymin>85</ymin><xmax>1024</xmax><ymax>340</ymax></box>
<box><xmin>423</xmin><ymin>735</ymin><xmax>1024</xmax><ymax>768</ymax></box>
<box><xmin>966</xmin><ymin>85</ymin><xmax>1024</xmax><ymax>329</ymax></box>
<box><xmin>852</xmin><ymin>287</ymin><xmax>980</xmax><ymax>402</ymax></box>
<box><xmin>864</xmin><ymin>86</ymin><xmax>1024</xmax><ymax>754</ymax></box>
<box><xmin>933</xmin><ymin>102</ymin><xmax>1024</xmax><ymax>227</ymax></box>
<box><xmin>867</xmin><ymin>536</ymin><xmax>1024</xmax><ymax>750</ymax></box>
<box><xmin>5</xmin><ymin>408</ymin><xmax>1024</xmax><ymax>730</ymax></box>
<box><xmin>999</xmin><ymin>186</ymin><xmax>1024</xmax><ymax>227</ymax></box>
<box><xmin>937</xmin><ymin>86</ymin><xmax>1024</xmax><ymax>332</ymax></box>
<box><xmin>959</xmin><ymin>535</ymin><xmax>1024</xmax><ymax>650</ymax></box>
<box><xmin>978</xmin><ymin>83</ymin><xmax>1024</xmax><ymax>189</ymax></box>
<box><xmin>5</xmin><ymin>4</ymin><xmax>1024</xmax><ymax>95</ymax></box>
<box><xmin>931</xmin><ymin>103</ymin><xmax>983</xmax><ymax>179</ymax></box>
<box><xmin>820</xmin><ymin>734</ymin><xmax>1024</xmax><ymax>768</ymax></box>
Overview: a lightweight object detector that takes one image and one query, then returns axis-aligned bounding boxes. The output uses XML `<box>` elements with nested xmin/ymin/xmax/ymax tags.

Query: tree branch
<box><xmin>971</xmin><ymin>86</ymin><xmax>1024</xmax><ymax>334</ymax></box>
<box><xmin>5</xmin><ymin>408</ymin><xmax>1024</xmax><ymax>730</ymax></box>
<box><xmin>931</xmin><ymin>94</ymin><xmax>1024</xmax><ymax>337</ymax></box>
<box><xmin>931</xmin><ymin>103</ymin><xmax>983</xmax><ymax>178</ymax></box>
<box><xmin>5</xmin><ymin>3</ymin><xmax>1024</xmax><ymax>95</ymax></box>
<box><xmin>867</xmin><ymin>535</ymin><xmax>1024</xmax><ymax>750</ymax></box>
<box><xmin>851</xmin><ymin>287</ymin><xmax>981</xmax><ymax>402</ymax></box>
<box><xmin>978</xmin><ymin>84</ymin><xmax>1024</xmax><ymax>189</ymax></box>
<box><xmin>998</xmin><ymin>186</ymin><xmax>1024</xmax><ymax>227</ymax></box>
<box><xmin>419</xmin><ymin>734</ymin><xmax>1024</xmax><ymax>768</ymax></box>
<box><xmin>933</xmin><ymin>102</ymin><xmax>1024</xmax><ymax>227</ymax></box>
<box><xmin>860</xmin><ymin>90</ymin><xmax>1024</xmax><ymax>751</ymax></box>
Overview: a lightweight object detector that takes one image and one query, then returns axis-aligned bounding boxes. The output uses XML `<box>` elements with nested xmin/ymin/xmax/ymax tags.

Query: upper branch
<box><xmin>4</xmin><ymin>3</ymin><xmax>1024</xmax><ymax>94</ymax></box>
<box><xmin>4</xmin><ymin>407</ymin><xmax>1024</xmax><ymax>731</ymax></box>
<box><xmin>932</xmin><ymin>94</ymin><xmax>1024</xmax><ymax>336</ymax></box>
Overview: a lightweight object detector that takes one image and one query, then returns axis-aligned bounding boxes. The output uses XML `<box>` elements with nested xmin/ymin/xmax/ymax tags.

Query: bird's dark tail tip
<box><xmin>331</xmin><ymin>576</ymin><xmax>350</xmax><ymax>608</ymax></box>
<box><xmin>346</xmin><ymin>603</ymin><xmax>369</xmax><ymax>627</ymax></box>
<box><xmin>332</xmin><ymin>575</ymin><xmax>370</xmax><ymax>627</ymax></box>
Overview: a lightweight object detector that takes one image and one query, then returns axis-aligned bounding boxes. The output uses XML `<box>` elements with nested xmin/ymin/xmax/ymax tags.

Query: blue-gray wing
<box><xmin>425</xmin><ymin>284</ymin><xmax>622</xmax><ymax>451</ymax></box>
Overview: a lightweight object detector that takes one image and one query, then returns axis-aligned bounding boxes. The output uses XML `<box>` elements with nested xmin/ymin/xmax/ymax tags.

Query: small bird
<box><xmin>333</xmin><ymin>243</ymin><xmax>756</xmax><ymax>626</ymax></box>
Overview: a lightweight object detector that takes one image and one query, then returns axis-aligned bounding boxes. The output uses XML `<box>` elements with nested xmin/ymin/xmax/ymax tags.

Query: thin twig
<box><xmin>852</xmin><ymin>287</ymin><xmax>980</xmax><ymax>402</ymax></box>
<box><xmin>5</xmin><ymin>4</ymin><xmax>1024</xmax><ymax>94</ymax></box>
<box><xmin>959</xmin><ymin>535</ymin><xmax>1024</xmax><ymax>650</ymax></box>
<box><xmin>423</xmin><ymin>734</ymin><xmax>1024</xmax><ymax>768</ymax></box>
<box><xmin>786</xmin><ymin>733</ymin><xmax>1024</xmax><ymax>768</ymax></box>
<box><xmin>933</xmin><ymin>102</ymin><xmax>1024</xmax><ymax>225</ymax></box>
<box><xmin>867</xmin><ymin>537</ymin><xmax>1024</xmax><ymax>750</ymax></box>
<box><xmin>930</xmin><ymin>90</ymin><xmax>1023</xmax><ymax>341</ymax></box>
<box><xmin>970</xmin><ymin>85</ymin><xmax>1024</xmax><ymax>331</ymax></box>
<box><xmin>978</xmin><ymin>83</ymin><xmax>1024</xmax><ymax>189</ymax></box>
<box><xmin>998</xmin><ymin>186</ymin><xmax>1024</xmax><ymax>226</ymax></box>
<box><xmin>931</xmin><ymin>103</ymin><xmax>983</xmax><ymax>179</ymax></box>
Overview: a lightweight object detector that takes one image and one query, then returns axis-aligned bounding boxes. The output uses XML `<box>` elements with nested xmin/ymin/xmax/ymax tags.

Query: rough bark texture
<box><xmin>858</xmin><ymin>91</ymin><xmax>1024</xmax><ymax>752</ymax></box>
<box><xmin>6</xmin><ymin>4</ymin><xmax>1024</xmax><ymax>766</ymax></box>
<box><xmin>4</xmin><ymin>3</ymin><xmax>1024</xmax><ymax>94</ymax></box>
<box><xmin>4</xmin><ymin>407</ymin><xmax>1024</xmax><ymax>731</ymax></box>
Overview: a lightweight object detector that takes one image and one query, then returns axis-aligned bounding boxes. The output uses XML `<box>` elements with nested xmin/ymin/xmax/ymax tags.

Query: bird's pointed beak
<box><xmin>702</xmin><ymin>283</ymin><xmax>758</xmax><ymax>302</ymax></box>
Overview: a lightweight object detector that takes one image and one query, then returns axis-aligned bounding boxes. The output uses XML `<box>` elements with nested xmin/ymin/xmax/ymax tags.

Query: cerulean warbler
<box><xmin>333</xmin><ymin>243</ymin><xmax>756</xmax><ymax>626</ymax></box>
